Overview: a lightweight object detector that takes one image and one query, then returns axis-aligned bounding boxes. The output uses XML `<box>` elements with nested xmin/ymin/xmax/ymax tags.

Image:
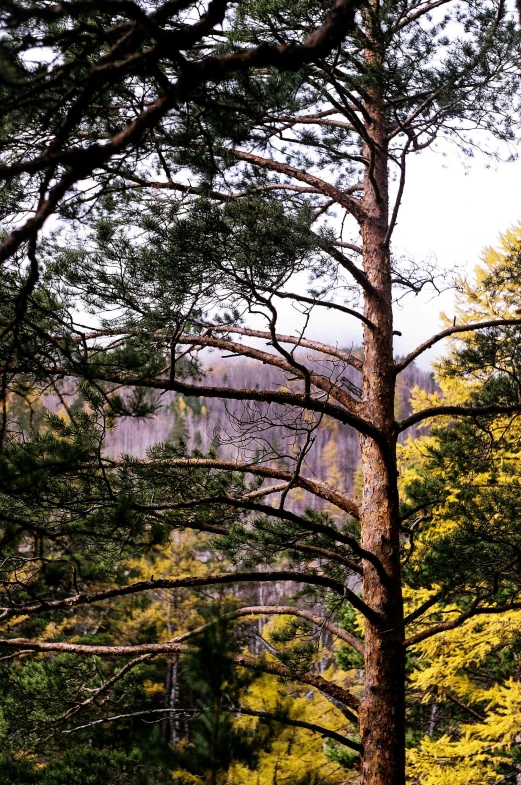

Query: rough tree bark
<box><xmin>351</xmin><ymin>7</ymin><xmax>405</xmax><ymax>782</ymax></box>
<box><xmin>356</xmin><ymin>21</ymin><xmax>405</xmax><ymax>781</ymax></box>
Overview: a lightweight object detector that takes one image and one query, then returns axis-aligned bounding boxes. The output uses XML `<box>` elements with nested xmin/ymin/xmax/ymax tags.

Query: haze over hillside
<box><xmin>105</xmin><ymin>357</ymin><xmax>436</xmax><ymax>498</ymax></box>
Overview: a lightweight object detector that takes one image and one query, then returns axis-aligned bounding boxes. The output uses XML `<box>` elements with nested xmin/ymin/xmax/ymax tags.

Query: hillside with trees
<box><xmin>106</xmin><ymin>358</ymin><xmax>436</xmax><ymax>497</ymax></box>
<box><xmin>1</xmin><ymin>2</ymin><xmax>521</xmax><ymax>785</ymax></box>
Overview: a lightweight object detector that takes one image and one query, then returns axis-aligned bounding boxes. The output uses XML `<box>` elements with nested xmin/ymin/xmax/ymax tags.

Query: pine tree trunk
<box><xmin>358</xmin><ymin>36</ymin><xmax>406</xmax><ymax>783</ymax></box>
<box><xmin>359</xmin><ymin>433</ymin><xmax>405</xmax><ymax>785</ymax></box>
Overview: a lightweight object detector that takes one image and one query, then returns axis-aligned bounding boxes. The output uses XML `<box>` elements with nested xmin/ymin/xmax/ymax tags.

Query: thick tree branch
<box><xmin>2</xmin><ymin>360</ymin><xmax>380</xmax><ymax>437</ymax></box>
<box><xmin>228</xmin><ymin>706</ymin><xmax>362</xmax><ymax>753</ymax></box>
<box><xmin>143</xmin><ymin>488</ymin><xmax>372</xmax><ymax>590</ymax></box>
<box><xmin>403</xmin><ymin>593</ymin><xmax>443</xmax><ymax>627</ymax></box>
<box><xmin>0</xmin><ymin>629</ymin><xmax>362</xmax><ymax>717</ymax></box>
<box><xmin>230</xmin><ymin>605</ymin><xmax>364</xmax><ymax>654</ymax></box>
<box><xmin>175</xmin><ymin>333</ymin><xmax>359</xmax><ymax>409</ymax></box>
<box><xmin>0</xmin><ymin>638</ymin><xmax>187</xmax><ymax>657</ymax></box>
<box><xmin>283</xmin><ymin>543</ymin><xmax>363</xmax><ymax>575</ymax></box>
<box><xmin>71</xmin><ymin>323</ymin><xmax>363</xmax><ymax>371</ymax></box>
<box><xmin>396</xmin><ymin>318</ymin><xmax>521</xmax><ymax>373</ymax></box>
<box><xmin>312</xmin><ymin>234</ymin><xmax>377</xmax><ymax>297</ymax></box>
<box><xmin>396</xmin><ymin>0</ymin><xmax>453</xmax><ymax>30</ymax></box>
<box><xmin>106</xmin><ymin>457</ymin><xmax>360</xmax><ymax>517</ymax></box>
<box><xmin>121</xmin><ymin>602</ymin><xmax>365</xmax><ymax>654</ymax></box>
<box><xmin>196</xmin><ymin>498</ymin><xmax>382</xmax><ymax>585</ymax></box>
<box><xmin>121</xmin><ymin>459</ymin><xmax>388</xmax><ymax>584</ymax></box>
<box><xmin>87</xmin><ymin>370</ymin><xmax>381</xmax><ymax>438</ymax></box>
<box><xmin>335</xmin><ymin>241</ymin><xmax>363</xmax><ymax>255</ymax></box>
<box><xmin>230</xmin><ymin>149</ymin><xmax>367</xmax><ymax>224</ymax></box>
<box><xmin>146</xmin><ymin>499</ymin><xmax>371</xmax><ymax>578</ymax></box>
<box><xmin>232</xmin><ymin>652</ymin><xmax>360</xmax><ymax>713</ymax></box>
<box><xmin>104</xmin><ymin>170</ymin><xmax>325</xmax><ymax>201</ymax></box>
<box><xmin>405</xmin><ymin>602</ymin><xmax>521</xmax><ymax>648</ymax></box>
<box><xmin>399</xmin><ymin>403</ymin><xmax>521</xmax><ymax>433</ymax></box>
<box><xmin>0</xmin><ymin>570</ymin><xmax>375</xmax><ymax>623</ymax></box>
<box><xmin>267</xmin><ymin>110</ymin><xmax>357</xmax><ymax>131</ymax></box>
<box><xmin>0</xmin><ymin>0</ymin><xmax>362</xmax><ymax>183</ymax></box>
<box><xmin>193</xmin><ymin>323</ymin><xmax>364</xmax><ymax>371</ymax></box>
<box><xmin>267</xmin><ymin>289</ymin><xmax>375</xmax><ymax>329</ymax></box>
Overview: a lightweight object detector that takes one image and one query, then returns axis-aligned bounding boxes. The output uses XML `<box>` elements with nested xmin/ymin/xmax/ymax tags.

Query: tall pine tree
<box><xmin>1</xmin><ymin>3</ymin><xmax>521</xmax><ymax>784</ymax></box>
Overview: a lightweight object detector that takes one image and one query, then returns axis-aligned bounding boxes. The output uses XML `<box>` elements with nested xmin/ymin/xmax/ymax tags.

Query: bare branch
<box><xmin>63</xmin><ymin>708</ymin><xmax>199</xmax><ymax>734</ymax></box>
<box><xmin>442</xmin><ymin>690</ymin><xmax>485</xmax><ymax>721</ymax></box>
<box><xmin>59</xmin><ymin>653</ymin><xmax>157</xmax><ymax>724</ymax></box>
<box><xmin>241</xmin><ymin>482</ymin><xmax>290</xmax><ymax>500</ymax></box>
<box><xmin>0</xmin><ymin>638</ymin><xmax>187</xmax><ymax>657</ymax></box>
<box><xmin>267</xmin><ymin>110</ymin><xmax>357</xmax><ymax>132</ymax></box>
<box><xmin>65</xmin><ymin>323</ymin><xmax>363</xmax><ymax>370</ymax></box>
<box><xmin>63</xmin><ymin>706</ymin><xmax>361</xmax><ymax>752</ymax></box>
<box><xmin>230</xmin><ymin>605</ymin><xmax>364</xmax><ymax>654</ymax></box>
<box><xmin>194</xmin><ymin>323</ymin><xmax>364</xmax><ymax>371</ymax></box>
<box><xmin>115</xmin><ymin>602</ymin><xmax>364</xmax><ymax>654</ymax></box>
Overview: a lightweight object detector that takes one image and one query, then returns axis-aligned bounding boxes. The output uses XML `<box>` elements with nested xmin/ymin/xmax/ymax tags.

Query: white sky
<box><xmin>268</xmin><ymin>148</ymin><xmax>521</xmax><ymax>370</ymax></box>
<box><xmin>392</xmin><ymin>149</ymin><xmax>521</xmax><ymax>366</ymax></box>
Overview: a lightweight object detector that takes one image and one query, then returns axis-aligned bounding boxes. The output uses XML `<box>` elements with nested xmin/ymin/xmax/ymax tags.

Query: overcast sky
<box><xmin>391</xmin><ymin>148</ymin><xmax>521</xmax><ymax>366</ymax></box>
<box><xmin>269</xmin><ymin>147</ymin><xmax>521</xmax><ymax>370</ymax></box>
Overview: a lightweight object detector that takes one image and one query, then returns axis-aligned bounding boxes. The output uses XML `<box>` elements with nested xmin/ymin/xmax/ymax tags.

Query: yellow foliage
<box><xmin>143</xmin><ymin>679</ymin><xmax>166</xmax><ymax>697</ymax></box>
<box><xmin>170</xmin><ymin>769</ymin><xmax>205</xmax><ymax>785</ymax></box>
<box><xmin>228</xmin><ymin>669</ymin><xmax>359</xmax><ymax>785</ymax></box>
<box><xmin>409</xmin><ymin>609</ymin><xmax>521</xmax><ymax>698</ymax></box>
<box><xmin>398</xmin><ymin>226</ymin><xmax>521</xmax><ymax>782</ymax></box>
<box><xmin>406</xmin><ymin>617</ymin><xmax>521</xmax><ymax>785</ymax></box>
<box><xmin>407</xmin><ymin>734</ymin><xmax>504</xmax><ymax>785</ymax></box>
<box><xmin>224</xmin><ymin>614</ymin><xmax>360</xmax><ymax>784</ymax></box>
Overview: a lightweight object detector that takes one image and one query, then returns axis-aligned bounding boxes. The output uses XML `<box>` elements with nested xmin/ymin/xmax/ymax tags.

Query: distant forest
<box><xmin>107</xmin><ymin>357</ymin><xmax>436</xmax><ymax>496</ymax></box>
